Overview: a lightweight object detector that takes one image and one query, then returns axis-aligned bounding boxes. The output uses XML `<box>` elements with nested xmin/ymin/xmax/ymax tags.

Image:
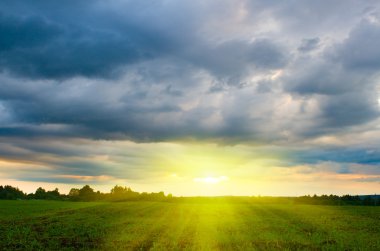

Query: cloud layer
<box><xmin>0</xmin><ymin>0</ymin><xmax>379</xmax><ymax>193</ymax></box>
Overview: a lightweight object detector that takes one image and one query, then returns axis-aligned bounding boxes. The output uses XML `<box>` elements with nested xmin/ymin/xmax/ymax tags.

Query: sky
<box><xmin>0</xmin><ymin>0</ymin><xmax>380</xmax><ymax>196</ymax></box>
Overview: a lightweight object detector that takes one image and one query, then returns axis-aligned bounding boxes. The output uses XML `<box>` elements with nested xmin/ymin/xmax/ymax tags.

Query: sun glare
<box><xmin>193</xmin><ymin>176</ymin><xmax>229</xmax><ymax>184</ymax></box>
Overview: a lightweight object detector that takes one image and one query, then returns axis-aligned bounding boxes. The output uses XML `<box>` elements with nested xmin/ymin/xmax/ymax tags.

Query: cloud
<box><xmin>318</xmin><ymin>92</ymin><xmax>379</xmax><ymax>128</ymax></box>
<box><xmin>282</xmin><ymin>18</ymin><xmax>380</xmax><ymax>134</ymax></box>
<box><xmin>0</xmin><ymin>0</ymin><xmax>379</xmax><ymax>191</ymax></box>
<box><xmin>0</xmin><ymin>0</ymin><xmax>205</xmax><ymax>79</ymax></box>
<box><xmin>298</xmin><ymin>38</ymin><xmax>320</xmax><ymax>52</ymax></box>
<box><xmin>331</xmin><ymin>20</ymin><xmax>380</xmax><ymax>70</ymax></box>
<box><xmin>0</xmin><ymin>13</ymin><xmax>61</xmax><ymax>51</ymax></box>
<box><xmin>0</xmin><ymin>1</ymin><xmax>246</xmax><ymax>80</ymax></box>
<box><xmin>290</xmin><ymin>148</ymin><xmax>380</xmax><ymax>166</ymax></box>
<box><xmin>0</xmin><ymin>139</ymin><xmax>282</xmax><ymax>184</ymax></box>
<box><xmin>187</xmin><ymin>39</ymin><xmax>288</xmax><ymax>84</ymax></box>
<box><xmin>0</xmin><ymin>11</ymin><xmax>154</xmax><ymax>79</ymax></box>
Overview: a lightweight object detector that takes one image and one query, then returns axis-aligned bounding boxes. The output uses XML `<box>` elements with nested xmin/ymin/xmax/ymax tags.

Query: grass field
<box><xmin>0</xmin><ymin>200</ymin><xmax>379</xmax><ymax>250</ymax></box>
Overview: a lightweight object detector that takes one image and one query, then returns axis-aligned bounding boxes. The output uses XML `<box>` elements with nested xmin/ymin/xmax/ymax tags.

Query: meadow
<box><xmin>0</xmin><ymin>200</ymin><xmax>379</xmax><ymax>250</ymax></box>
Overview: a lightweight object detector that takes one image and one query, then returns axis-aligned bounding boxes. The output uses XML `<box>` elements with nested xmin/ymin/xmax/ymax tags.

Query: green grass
<box><xmin>0</xmin><ymin>200</ymin><xmax>379</xmax><ymax>250</ymax></box>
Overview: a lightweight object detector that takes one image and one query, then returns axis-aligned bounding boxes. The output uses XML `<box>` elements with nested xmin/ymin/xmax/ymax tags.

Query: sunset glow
<box><xmin>0</xmin><ymin>0</ymin><xmax>379</xmax><ymax>196</ymax></box>
<box><xmin>193</xmin><ymin>176</ymin><xmax>229</xmax><ymax>184</ymax></box>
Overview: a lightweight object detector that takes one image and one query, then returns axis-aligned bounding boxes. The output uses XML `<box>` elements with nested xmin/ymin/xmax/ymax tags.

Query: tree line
<box><xmin>294</xmin><ymin>194</ymin><xmax>380</xmax><ymax>206</ymax></box>
<box><xmin>0</xmin><ymin>184</ymin><xmax>379</xmax><ymax>205</ymax></box>
<box><xmin>0</xmin><ymin>185</ymin><xmax>172</xmax><ymax>202</ymax></box>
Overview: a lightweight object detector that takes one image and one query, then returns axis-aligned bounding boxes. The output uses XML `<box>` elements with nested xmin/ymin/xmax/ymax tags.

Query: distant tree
<box><xmin>111</xmin><ymin>185</ymin><xmax>129</xmax><ymax>195</ymax></box>
<box><xmin>68</xmin><ymin>188</ymin><xmax>80</xmax><ymax>201</ymax></box>
<box><xmin>140</xmin><ymin>192</ymin><xmax>148</xmax><ymax>200</ymax></box>
<box><xmin>46</xmin><ymin>188</ymin><xmax>61</xmax><ymax>200</ymax></box>
<box><xmin>79</xmin><ymin>185</ymin><xmax>94</xmax><ymax>195</ymax></box>
<box><xmin>34</xmin><ymin>187</ymin><xmax>47</xmax><ymax>199</ymax></box>
<box><xmin>69</xmin><ymin>188</ymin><xmax>80</xmax><ymax>197</ymax></box>
<box><xmin>363</xmin><ymin>196</ymin><xmax>375</xmax><ymax>206</ymax></box>
<box><xmin>155</xmin><ymin>191</ymin><xmax>165</xmax><ymax>200</ymax></box>
<box><xmin>110</xmin><ymin>185</ymin><xmax>138</xmax><ymax>201</ymax></box>
<box><xmin>78</xmin><ymin>185</ymin><xmax>95</xmax><ymax>201</ymax></box>
<box><xmin>95</xmin><ymin>191</ymin><xmax>104</xmax><ymax>200</ymax></box>
<box><xmin>0</xmin><ymin>185</ymin><xmax>25</xmax><ymax>200</ymax></box>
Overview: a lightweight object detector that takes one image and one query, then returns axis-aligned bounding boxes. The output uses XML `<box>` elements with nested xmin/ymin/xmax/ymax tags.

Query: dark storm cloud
<box><xmin>0</xmin><ymin>137</ymin><xmax>177</xmax><ymax>183</ymax></box>
<box><xmin>283</xmin><ymin>17</ymin><xmax>380</xmax><ymax>133</ymax></box>
<box><xmin>0</xmin><ymin>0</ymin><xmax>380</xmax><ymax>185</ymax></box>
<box><xmin>319</xmin><ymin>92</ymin><xmax>380</xmax><ymax>128</ymax></box>
<box><xmin>0</xmin><ymin>0</ymin><xmax>191</xmax><ymax>79</ymax></box>
<box><xmin>188</xmin><ymin>39</ymin><xmax>288</xmax><ymax>84</ymax></box>
<box><xmin>298</xmin><ymin>38</ymin><xmax>320</xmax><ymax>52</ymax></box>
<box><xmin>331</xmin><ymin>20</ymin><xmax>380</xmax><ymax>70</ymax></box>
<box><xmin>291</xmin><ymin>148</ymin><xmax>380</xmax><ymax>166</ymax></box>
<box><xmin>0</xmin><ymin>0</ymin><xmax>289</xmax><ymax>80</ymax></box>
<box><xmin>0</xmin><ymin>12</ymin><xmax>154</xmax><ymax>79</ymax></box>
<box><xmin>284</xmin><ymin>62</ymin><xmax>359</xmax><ymax>95</ymax></box>
<box><xmin>283</xmin><ymin>63</ymin><xmax>379</xmax><ymax>131</ymax></box>
<box><xmin>0</xmin><ymin>13</ymin><xmax>61</xmax><ymax>51</ymax></box>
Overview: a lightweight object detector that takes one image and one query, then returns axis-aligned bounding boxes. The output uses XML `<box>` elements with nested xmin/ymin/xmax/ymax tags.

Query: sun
<box><xmin>193</xmin><ymin>176</ymin><xmax>229</xmax><ymax>184</ymax></box>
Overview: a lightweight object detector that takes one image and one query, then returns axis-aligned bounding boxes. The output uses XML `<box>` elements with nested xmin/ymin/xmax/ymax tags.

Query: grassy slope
<box><xmin>0</xmin><ymin>200</ymin><xmax>379</xmax><ymax>250</ymax></box>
